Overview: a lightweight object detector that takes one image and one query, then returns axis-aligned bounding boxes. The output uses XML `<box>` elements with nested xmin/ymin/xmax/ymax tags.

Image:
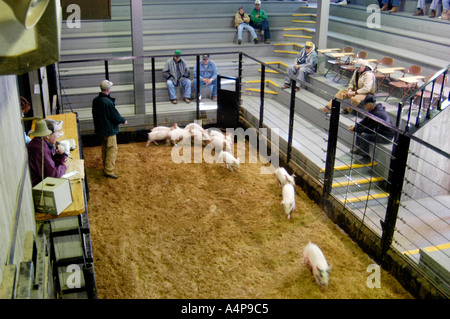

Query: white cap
<box><xmin>354</xmin><ymin>59</ymin><xmax>367</xmax><ymax>67</ymax></box>
<box><xmin>255</xmin><ymin>0</ymin><xmax>261</xmax><ymax>4</ymax></box>
<box><xmin>100</xmin><ymin>80</ymin><xmax>113</xmax><ymax>91</ymax></box>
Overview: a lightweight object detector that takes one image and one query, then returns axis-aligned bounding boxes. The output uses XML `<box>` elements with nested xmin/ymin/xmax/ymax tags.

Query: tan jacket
<box><xmin>234</xmin><ymin>12</ymin><xmax>250</xmax><ymax>28</ymax></box>
<box><xmin>349</xmin><ymin>67</ymin><xmax>376</xmax><ymax>95</ymax></box>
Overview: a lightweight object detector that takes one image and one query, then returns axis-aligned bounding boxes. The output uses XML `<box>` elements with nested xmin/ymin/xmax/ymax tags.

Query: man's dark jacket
<box><xmin>354</xmin><ymin>103</ymin><xmax>395</xmax><ymax>139</ymax></box>
<box><xmin>92</xmin><ymin>93</ymin><xmax>126</xmax><ymax>136</ymax></box>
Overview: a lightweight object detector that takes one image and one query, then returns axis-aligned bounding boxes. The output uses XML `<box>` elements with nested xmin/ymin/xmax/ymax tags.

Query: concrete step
<box><xmin>329</xmin><ymin>3</ymin><xmax>450</xmax><ymax>37</ymax></box>
<box><xmin>328</xmin><ymin>16</ymin><xmax>450</xmax><ymax>60</ymax></box>
<box><xmin>110</xmin><ymin>1</ymin><xmax>310</xmax><ymax>19</ymax></box>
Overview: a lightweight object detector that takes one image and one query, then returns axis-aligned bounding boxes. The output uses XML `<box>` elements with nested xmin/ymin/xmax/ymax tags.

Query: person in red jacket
<box><xmin>27</xmin><ymin>119</ymin><xmax>68</xmax><ymax>186</ymax></box>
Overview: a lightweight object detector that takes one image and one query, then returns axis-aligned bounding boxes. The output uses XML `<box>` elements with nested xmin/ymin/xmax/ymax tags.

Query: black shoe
<box><xmin>238</xmin><ymin>39</ymin><xmax>242</xmax><ymax>45</ymax></box>
<box><xmin>253</xmin><ymin>38</ymin><xmax>259</xmax><ymax>44</ymax></box>
<box><xmin>355</xmin><ymin>156</ymin><xmax>372</xmax><ymax>165</ymax></box>
<box><xmin>105</xmin><ymin>173</ymin><xmax>119</xmax><ymax>179</ymax></box>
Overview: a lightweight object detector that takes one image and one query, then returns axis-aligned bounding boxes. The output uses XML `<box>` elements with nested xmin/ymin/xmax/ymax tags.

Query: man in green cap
<box><xmin>162</xmin><ymin>49</ymin><xmax>192</xmax><ymax>104</ymax></box>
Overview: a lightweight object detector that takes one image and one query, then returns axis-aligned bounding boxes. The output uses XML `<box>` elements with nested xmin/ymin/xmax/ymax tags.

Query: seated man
<box><xmin>234</xmin><ymin>6</ymin><xmax>258</xmax><ymax>45</ymax></box>
<box><xmin>282</xmin><ymin>41</ymin><xmax>318</xmax><ymax>92</ymax></box>
<box><xmin>250</xmin><ymin>0</ymin><xmax>271</xmax><ymax>44</ymax></box>
<box><xmin>320</xmin><ymin>59</ymin><xmax>376</xmax><ymax>114</ymax></box>
<box><xmin>348</xmin><ymin>95</ymin><xmax>395</xmax><ymax>164</ymax></box>
<box><xmin>163</xmin><ymin>49</ymin><xmax>191</xmax><ymax>104</ymax></box>
<box><xmin>193</xmin><ymin>54</ymin><xmax>219</xmax><ymax>101</ymax></box>
<box><xmin>27</xmin><ymin>119</ymin><xmax>69</xmax><ymax>186</ymax></box>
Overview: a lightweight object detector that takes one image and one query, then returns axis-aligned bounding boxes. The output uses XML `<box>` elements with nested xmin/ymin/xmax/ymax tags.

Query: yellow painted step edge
<box><xmin>343</xmin><ymin>192</ymin><xmax>389</xmax><ymax>204</ymax></box>
<box><xmin>292</xmin><ymin>20</ymin><xmax>316</xmax><ymax>24</ymax></box>
<box><xmin>274</xmin><ymin>50</ymin><xmax>299</xmax><ymax>55</ymax></box>
<box><xmin>245</xmin><ymin>79</ymin><xmax>280</xmax><ymax>87</ymax></box>
<box><xmin>332</xmin><ymin>176</ymin><xmax>384</xmax><ymax>188</ymax></box>
<box><xmin>245</xmin><ymin>88</ymin><xmax>278</xmax><ymax>95</ymax></box>
<box><xmin>284</xmin><ymin>27</ymin><xmax>314</xmax><ymax>32</ymax></box>
<box><xmin>284</xmin><ymin>34</ymin><xmax>313</xmax><ymax>39</ymax></box>
<box><xmin>320</xmin><ymin>161</ymin><xmax>378</xmax><ymax>173</ymax></box>
<box><xmin>403</xmin><ymin>242</ymin><xmax>450</xmax><ymax>256</ymax></box>
<box><xmin>292</xmin><ymin>13</ymin><xmax>317</xmax><ymax>17</ymax></box>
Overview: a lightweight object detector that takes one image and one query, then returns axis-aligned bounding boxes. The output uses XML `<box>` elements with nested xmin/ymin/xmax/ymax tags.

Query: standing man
<box><xmin>348</xmin><ymin>95</ymin><xmax>394</xmax><ymax>164</ymax></box>
<box><xmin>283</xmin><ymin>41</ymin><xmax>318</xmax><ymax>92</ymax></box>
<box><xmin>193</xmin><ymin>54</ymin><xmax>219</xmax><ymax>101</ymax></box>
<box><xmin>320</xmin><ymin>59</ymin><xmax>376</xmax><ymax>114</ymax></box>
<box><xmin>250</xmin><ymin>0</ymin><xmax>271</xmax><ymax>44</ymax></box>
<box><xmin>163</xmin><ymin>49</ymin><xmax>192</xmax><ymax>104</ymax></box>
<box><xmin>92</xmin><ymin>80</ymin><xmax>127</xmax><ymax>179</ymax></box>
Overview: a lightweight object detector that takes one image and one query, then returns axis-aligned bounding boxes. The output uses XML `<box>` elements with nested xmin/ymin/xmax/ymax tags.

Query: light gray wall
<box><xmin>0</xmin><ymin>75</ymin><xmax>36</xmax><ymax>287</ymax></box>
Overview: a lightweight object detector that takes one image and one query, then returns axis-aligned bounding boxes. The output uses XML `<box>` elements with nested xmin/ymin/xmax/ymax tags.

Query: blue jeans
<box><xmin>167</xmin><ymin>78</ymin><xmax>191</xmax><ymax>100</ymax></box>
<box><xmin>250</xmin><ymin>19</ymin><xmax>271</xmax><ymax>40</ymax></box>
<box><xmin>193</xmin><ymin>78</ymin><xmax>218</xmax><ymax>97</ymax></box>
<box><xmin>236</xmin><ymin>23</ymin><xmax>257</xmax><ymax>41</ymax></box>
<box><xmin>382</xmin><ymin>0</ymin><xmax>400</xmax><ymax>6</ymax></box>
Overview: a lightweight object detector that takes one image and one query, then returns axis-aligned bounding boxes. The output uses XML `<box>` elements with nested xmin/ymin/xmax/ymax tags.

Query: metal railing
<box><xmin>57</xmin><ymin>52</ymin><xmax>450</xmax><ymax>298</ymax></box>
<box><xmin>398</xmin><ymin>64</ymin><xmax>450</xmax><ymax>134</ymax></box>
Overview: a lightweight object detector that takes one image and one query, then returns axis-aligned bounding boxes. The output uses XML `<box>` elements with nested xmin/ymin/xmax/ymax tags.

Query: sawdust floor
<box><xmin>83</xmin><ymin>141</ymin><xmax>413</xmax><ymax>299</ymax></box>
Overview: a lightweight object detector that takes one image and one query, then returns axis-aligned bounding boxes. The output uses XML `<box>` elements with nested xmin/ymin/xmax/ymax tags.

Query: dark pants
<box><xmin>250</xmin><ymin>19</ymin><xmax>271</xmax><ymax>40</ymax></box>
<box><xmin>356</xmin><ymin>132</ymin><xmax>393</xmax><ymax>157</ymax></box>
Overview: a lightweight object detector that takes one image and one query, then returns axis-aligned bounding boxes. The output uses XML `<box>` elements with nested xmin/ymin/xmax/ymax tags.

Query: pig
<box><xmin>217</xmin><ymin>151</ymin><xmax>240</xmax><ymax>172</ymax></box>
<box><xmin>209</xmin><ymin>128</ymin><xmax>224</xmax><ymax>138</ymax></box>
<box><xmin>275</xmin><ymin>167</ymin><xmax>295</xmax><ymax>187</ymax></box>
<box><xmin>146</xmin><ymin>129</ymin><xmax>171</xmax><ymax>146</ymax></box>
<box><xmin>191</xmin><ymin>128</ymin><xmax>207</xmax><ymax>146</ymax></box>
<box><xmin>303</xmin><ymin>242</ymin><xmax>331</xmax><ymax>287</ymax></box>
<box><xmin>151</xmin><ymin>123</ymin><xmax>178</xmax><ymax>132</ymax></box>
<box><xmin>281</xmin><ymin>183</ymin><xmax>295</xmax><ymax>219</ymax></box>
<box><xmin>209</xmin><ymin>134</ymin><xmax>232</xmax><ymax>153</ymax></box>
<box><xmin>184</xmin><ymin>122</ymin><xmax>205</xmax><ymax>133</ymax></box>
<box><xmin>169</xmin><ymin>127</ymin><xmax>192</xmax><ymax>145</ymax></box>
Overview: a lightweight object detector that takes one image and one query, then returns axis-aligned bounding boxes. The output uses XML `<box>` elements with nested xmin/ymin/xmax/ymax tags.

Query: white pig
<box><xmin>209</xmin><ymin>128</ymin><xmax>224</xmax><ymax>138</ymax></box>
<box><xmin>146</xmin><ymin>129</ymin><xmax>171</xmax><ymax>146</ymax></box>
<box><xmin>191</xmin><ymin>128</ymin><xmax>207</xmax><ymax>145</ymax></box>
<box><xmin>169</xmin><ymin>127</ymin><xmax>191</xmax><ymax>145</ymax></box>
<box><xmin>185</xmin><ymin>122</ymin><xmax>205</xmax><ymax>133</ymax></box>
<box><xmin>151</xmin><ymin>123</ymin><xmax>178</xmax><ymax>132</ymax></box>
<box><xmin>275</xmin><ymin>167</ymin><xmax>295</xmax><ymax>187</ymax></box>
<box><xmin>303</xmin><ymin>242</ymin><xmax>331</xmax><ymax>287</ymax></box>
<box><xmin>281</xmin><ymin>183</ymin><xmax>295</xmax><ymax>219</ymax></box>
<box><xmin>210</xmin><ymin>134</ymin><xmax>232</xmax><ymax>153</ymax></box>
<box><xmin>217</xmin><ymin>151</ymin><xmax>240</xmax><ymax>172</ymax></box>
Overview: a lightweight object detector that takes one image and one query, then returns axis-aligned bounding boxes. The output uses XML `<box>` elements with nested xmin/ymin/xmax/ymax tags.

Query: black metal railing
<box><xmin>398</xmin><ymin>64</ymin><xmax>450</xmax><ymax>133</ymax></box>
<box><xmin>57</xmin><ymin>52</ymin><xmax>450</xmax><ymax>297</ymax></box>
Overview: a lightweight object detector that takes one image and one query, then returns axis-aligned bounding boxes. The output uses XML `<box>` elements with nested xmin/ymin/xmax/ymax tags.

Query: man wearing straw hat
<box><xmin>27</xmin><ymin>119</ymin><xmax>69</xmax><ymax>186</ymax></box>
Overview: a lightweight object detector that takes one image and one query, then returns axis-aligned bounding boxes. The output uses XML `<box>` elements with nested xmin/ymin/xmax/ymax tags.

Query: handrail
<box><xmin>399</xmin><ymin>64</ymin><xmax>450</xmax><ymax>133</ymax></box>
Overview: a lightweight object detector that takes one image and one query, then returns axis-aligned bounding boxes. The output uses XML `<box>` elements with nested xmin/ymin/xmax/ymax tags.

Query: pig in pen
<box><xmin>82</xmin><ymin>125</ymin><xmax>413</xmax><ymax>299</ymax></box>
